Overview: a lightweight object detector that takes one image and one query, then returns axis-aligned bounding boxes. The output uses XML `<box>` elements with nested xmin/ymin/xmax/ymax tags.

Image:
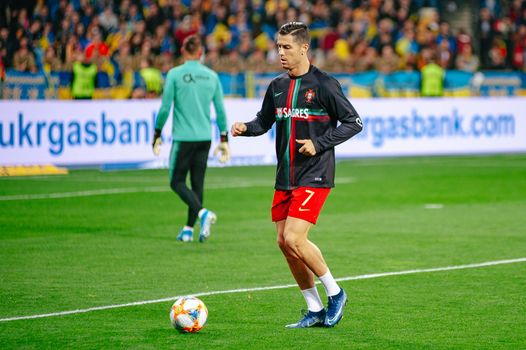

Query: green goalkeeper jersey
<box><xmin>155</xmin><ymin>60</ymin><xmax>228</xmax><ymax>141</ymax></box>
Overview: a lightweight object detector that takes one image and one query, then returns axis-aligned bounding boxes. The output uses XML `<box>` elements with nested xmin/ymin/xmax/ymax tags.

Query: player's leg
<box><xmin>283</xmin><ymin>216</ymin><xmax>346</xmax><ymax>327</ymax></box>
<box><xmin>284</xmin><ymin>188</ymin><xmax>347</xmax><ymax>327</ymax></box>
<box><xmin>277</xmin><ymin>219</ymin><xmax>325</xmax><ymax>328</ymax></box>
<box><xmin>273</xmin><ymin>191</ymin><xmax>325</xmax><ymax>328</ymax></box>
<box><xmin>282</xmin><ymin>217</ymin><xmax>328</xmax><ymax>280</ymax></box>
<box><xmin>169</xmin><ymin>142</ymin><xmax>199</xmax><ymax>241</ymax></box>
<box><xmin>276</xmin><ymin>220</ymin><xmax>317</xmax><ymax>290</ymax></box>
<box><xmin>189</xmin><ymin>141</ymin><xmax>216</xmax><ymax>242</ymax></box>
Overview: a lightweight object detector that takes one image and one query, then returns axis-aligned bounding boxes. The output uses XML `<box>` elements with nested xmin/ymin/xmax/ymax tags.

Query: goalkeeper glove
<box><xmin>152</xmin><ymin>129</ymin><xmax>162</xmax><ymax>156</ymax></box>
<box><xmin>213</xmin><ymin>133</ymin><xmax>230</xmax><ymax>163</ymax></box>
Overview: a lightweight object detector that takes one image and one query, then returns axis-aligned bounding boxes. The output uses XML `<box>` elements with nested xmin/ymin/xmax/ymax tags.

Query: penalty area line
<box><xmin>1</xmin><ymin>257</ymin><xmax>525</xmax><ymax>323</ymax></box>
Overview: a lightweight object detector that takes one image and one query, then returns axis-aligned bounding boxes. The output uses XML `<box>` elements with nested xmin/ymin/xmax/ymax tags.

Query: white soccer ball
<box><xmin>170</xmin><ymin>296</ymin><xmax>208</xmax><ymax>333</ymax></box>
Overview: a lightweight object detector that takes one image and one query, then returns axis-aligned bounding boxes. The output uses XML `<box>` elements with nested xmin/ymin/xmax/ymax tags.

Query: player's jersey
<box><xmin>155</xmin><ymin>60</ymin><xmax>228</xmax><ymax>141</ymax></box>
<box><xmin>244</xmin><ymin>65</ymin><xmax>363</xmax><ymax>190</ymax></box>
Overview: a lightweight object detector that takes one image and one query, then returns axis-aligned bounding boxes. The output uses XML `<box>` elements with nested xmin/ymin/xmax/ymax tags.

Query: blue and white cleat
<box><xmin>324</xmin><ymin>288</ymin><xmax>347</xmax><ymax>327</ymax></box>
<box><xmin>199</xmin><ymin>209</ymin><xmax>217</xmax><ymax>242</ymax></box>
<box><xmin>285</xmin><ymin>309</ymin><xmax>326</xmax><ymax>328</ymax></box>
<box><xmin>176</xmin><ymin>228</ymin><xmax>193</xmax><ymax>242</ymax></box>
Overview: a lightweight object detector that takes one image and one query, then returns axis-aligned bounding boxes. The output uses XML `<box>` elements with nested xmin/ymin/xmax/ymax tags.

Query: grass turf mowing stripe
<box><xmin>0</xmin><ymin>177</ymin><xmax>358</xmax><ymax>201</ymax></box>
<box><xmin>1</xmin><ymin>257</ymin><xmax>524</xmax><ymax>323</ymax></box>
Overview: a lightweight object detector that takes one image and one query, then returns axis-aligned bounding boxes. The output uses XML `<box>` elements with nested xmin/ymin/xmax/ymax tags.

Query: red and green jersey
<box><xmin>243</xmin><ymin>65</ymin><xmax>363</xmax><ymax>190</ymax></box>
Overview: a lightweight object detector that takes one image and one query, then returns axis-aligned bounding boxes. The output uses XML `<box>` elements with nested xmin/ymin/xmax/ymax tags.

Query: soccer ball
<box><xmin>170</xmin><ymin>296</ymin><xmax>208</xmax><ymax>333</ymax></box>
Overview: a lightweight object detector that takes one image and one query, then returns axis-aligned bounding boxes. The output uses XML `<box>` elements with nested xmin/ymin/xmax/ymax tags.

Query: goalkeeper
<box><xmin>152</xmin><ymin>34</ymin><xmax>229</xmax><ymax>243</ymax></box>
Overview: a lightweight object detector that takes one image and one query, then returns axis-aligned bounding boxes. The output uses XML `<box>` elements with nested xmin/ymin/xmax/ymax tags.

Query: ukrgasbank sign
<box><xmin>0</xmin><ymin>97</ymin><xmax>524</xmax><ymax>167</ymax></box>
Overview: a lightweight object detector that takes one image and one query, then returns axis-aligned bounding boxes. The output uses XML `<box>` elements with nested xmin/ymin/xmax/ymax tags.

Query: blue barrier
<box><xmin>478</xmin><ymin>71</ymin><xmax>521</xmax><ymax>97</ymax></box>
<box><xmin>444</xmin><ymin>70</ymin><xmax>472</xmax><ymax>89</ymax></box>
<box><xmin>3</xmin><ymin>70</ymin><xmax>47</xmax><ymax>99</ymax></box>
<box><xmin>3</xmin><ymin>69</ymin><xmax>525</xmax><ymax>99</ymax></box>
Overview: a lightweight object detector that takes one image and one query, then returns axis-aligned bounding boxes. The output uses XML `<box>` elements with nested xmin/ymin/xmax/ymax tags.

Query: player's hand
<box><xmin>152</xmin><ymin>129</ymin><xmax>162</xmax><ymax>156</ymax></box>
<box><xmin>213</xmin><ymin>142</ymin><xmax>230</xmax><ymax>163</ymax></box>
<box><xmin>231</xmin><ymin>122</ymin><xmax>247</xmax><ymax>137</ymax></box>
<box><xmin>296</xmin><ymin>139</ymin><xmax>317</xmax><ymax>156</ymax></box>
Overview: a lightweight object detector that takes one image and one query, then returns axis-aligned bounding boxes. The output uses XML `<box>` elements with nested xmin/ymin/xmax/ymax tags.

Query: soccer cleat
<box><xmin>285</xmin><ymin>309</ymin><xmax>326</xmax><ymax>328</ymax></box>
<box><xmin>324</xmin><ymin>288</ymin><xmax>347</xmax><ymax>327</ymax></box>
<box><xmin>176</xmin><ymin>228</ymin><xmax>193</xmax><ymax>242</ymax></box>
<box><xmin>199</xmin><ymin>209</ymin><xmax>217</xmax><ymax>242</ymax></box>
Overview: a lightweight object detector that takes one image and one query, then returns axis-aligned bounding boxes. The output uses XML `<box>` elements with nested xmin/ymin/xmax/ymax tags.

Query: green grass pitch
<box><xmin>0</xmin><ymin>155</ymin><xmax>525</xmax><ymax>349</ymax></box>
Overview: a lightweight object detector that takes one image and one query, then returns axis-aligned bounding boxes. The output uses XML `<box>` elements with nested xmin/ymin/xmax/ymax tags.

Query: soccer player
<box><xmin>153</xmin><ymin>34</ymin><xmax>230</xmax><ymax>243</ymax></box>
<box><xmin>231</xmin><ymin>22</ymin><xmax>363</xmax><ymax>328</ymax></box>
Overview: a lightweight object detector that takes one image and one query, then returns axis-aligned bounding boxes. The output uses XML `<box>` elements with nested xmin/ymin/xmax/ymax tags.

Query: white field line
<box><xmin>0</xmin><ymin>183</ymin><xmax>261</xmax><ymax>201</ymax></box>
<box><xmin>1</xmin><ymin>257</ymin><xmax>525</xmax><ymax>323</ymax></box>
<box><xmin>0</xmin><ymin>177</ymin><xmax>357</xmax><ymax>201</ymax></box>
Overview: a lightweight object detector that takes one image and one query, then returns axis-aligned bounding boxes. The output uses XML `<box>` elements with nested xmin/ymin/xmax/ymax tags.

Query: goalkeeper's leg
<box><xmin>169</xmin><ymin>142</ymin><xmax>203</xmax><ymax>240</ymax></box>
<box><xmin>188</xmin><ymin>141</ymin><xmax>211</xmax><ymax>226</ymax></box>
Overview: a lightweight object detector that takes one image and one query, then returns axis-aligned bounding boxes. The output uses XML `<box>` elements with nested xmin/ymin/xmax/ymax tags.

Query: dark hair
<box><xmin>182</xmin><ymin>34</ymin><xmax>202</xmax><ymax>54</ymax></box>
<box><xmin>278</xmin><ymin>22</ymin><xmax>310</xmax><ymax>44</ymax></box>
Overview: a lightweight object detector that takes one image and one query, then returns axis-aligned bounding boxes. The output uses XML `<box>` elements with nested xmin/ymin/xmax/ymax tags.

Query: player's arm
<box><xmin>232</xmin><ymin>83</ymin><xmax>275</xmax><ymax>137</ymax></box>
<box><xmin>314</xmin><ymin>76</ymin><xmax>363</xmax><ymax>153</ymax></box>
<box><xmin>212</xmin><ymin>75</ymin><xmax>230</xmax><ymax>163</ymax></box>
<box><xmin>152</xmin><ymin>70</ymin><xmax>175</xmax><ymax>155</ymax></box>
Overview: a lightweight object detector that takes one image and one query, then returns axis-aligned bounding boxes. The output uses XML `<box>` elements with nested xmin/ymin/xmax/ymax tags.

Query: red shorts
<box><xmin>271</xmin><ymin>187</ymin><xmax>331</xmax><ymax>224</ymax></box>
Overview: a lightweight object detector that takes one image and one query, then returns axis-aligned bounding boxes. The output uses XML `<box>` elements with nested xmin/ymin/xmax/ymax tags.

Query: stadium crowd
<box><xmin>0</xmin><ymin>0</ymin><xmax>525</xmax><ymax>90</ymax></box>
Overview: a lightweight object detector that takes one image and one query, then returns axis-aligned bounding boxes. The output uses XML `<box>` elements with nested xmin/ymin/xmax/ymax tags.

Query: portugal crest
<box><xmin>305</xmin><ymin>89</ymin><xmax>315</xmax><ymax>103</ymax></box>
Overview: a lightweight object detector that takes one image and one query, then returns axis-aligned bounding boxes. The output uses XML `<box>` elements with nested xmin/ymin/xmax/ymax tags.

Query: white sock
<box><xmin>301</xmin><ymin>287</ymin><xmax>324</xmax><ymax>312</ymax></box>
<box><xmin>319</xmin><ymin>270</ymin><xmax>341</xmax><ymax>297</ymax></box>
<box><xmin>198</xmin><ymin>208</ymin><xmax>206</xmax><ymax>218</ymax></box>
<box><xmin>183</xmin><ymin>226</ymin><xmax>193</xmax><ymax>231</ymax></box>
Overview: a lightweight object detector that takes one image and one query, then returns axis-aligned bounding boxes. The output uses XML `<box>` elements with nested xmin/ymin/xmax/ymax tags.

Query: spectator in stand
<box><xmin>175</xmin><ymin>15</ymin><xmax>198</xmax><ymax>49</ymax></box>
<box><xmin>320</xmin><ymin>25</ymin><xmax>340</xmax><ymax>53</ymax></box>
<box><xmin>39</xmin><ymin>21</ymin><xmax>55</xmax><ymax>51</ymax></box>
<box><xmin>245</xmin><ymin>49</ymin><xmax>269</xmax><ymax>73</ymax></box>
<box><xmin>132</xmin><ymin>40</ymin><xmax>154</xmax><ymax>72</ymax></box>
<box><xmin>488</xmin><ymin>35</ymin><xmax>508</xmax><ymax>69</ymax></box>
<box><xmin>85</xmin><ymin>28</ymin><xmax>108</xmax><ymax>60</ymax></box>
<box><xmin>42</xmin><ymin>46</ymin><xmax>62</xmax><ymax>73</ymax></box>
<box><xmin>0</xmin><ymin>27</ymin><xmax>8</xmax><ymax>54</ymax></box>
<box><xmin>376</xmin><ymin>45</ymin><xmax>401</xmax><ymax>74</ymax></box>
<box><xmin>75</xmin><ymin>22</ymin><xmax>89</xmax><ymax>50</ymax></box>
<box><xmin>508</xmin><ymin>0</ymin><xmax>524</xmax><ymax>24</ymax></box>
<box><xmin>0</xmin><ymin>36</ymin><xmax>6</xmax><ymax>95</ymax></box>
<box><xmin>379</xmin><ymin>0</ymin><xmax>398</xmax><ymax>23</ymax></box>
<box><xmin>455</xmin><ymin>28</ymin><xmax>472</xmax><ymax>55</ymax></box>
<box><xmin>71</xmin><ymin>51</ymin><xmax>97</xmax><ymax>99</ymax></box>
<box><xmin>12</xmin><ymin>36</ymin><xmax>37</xmax><ymax>73</ymax></box>
<box><xmin>512</xmin><ymin>24</ymin><xmax>526</xmax><ymax>71</ymax></box>
<box><xmin>152</xmin><ymin>22</ymin><xmax>174</xmax><ymax>56</ymax></box>
<box><xmin>113</xmin><ymin>40</ymin><xmax>133</xmax><ymax>80</ymax></box>
<box><xmin>355</xmin><ymin>46</ymin><xmax>378</xmax><ymax>72</ymax></box>
<box><xmin>436</xmin><ymin>38</ymin><xmax>453</xmax><ymax>69</ymax></box>
<box><xmin>420</xmin><ymin>52</ymin><xmax>445</xmax><ymax>97</ymax></box>
<box><xmin>396</xmin><ymin>27</ymin><xmax>419</xmax><ymax>68</ymax></box>
<box><xmin>322</xmin><ymin>49</ymin><xmax>349</xmax><ymax>73</ymax></box>
<box><xmin>371</xmin><ymin>18</ymin><xmax>396</xmax><ymax>53</ymax></box>
<box><xmin>61</xmin><ymin>34</ymin><xmax>81</xmax><ymax>71</ymax></box>
<box><xmin>455</xmin><ymin>44</ymin><xmax>480</xmax><ymax>72</ymax></box>
<box><xmin>79</xmin><ymin>3</ymin><xmax>96</xmax><ymax>29</ymax></box>
<box><xmin>127</xmin><ymin>3</ymin><xmax>143</xmax><ymax>26</ymax></box>
<box><xmin>436</xmin><ymin>21</ymin><xmax>457</xmax><ymax>55</ymax></box>
<box><xmin>217</xmin><ymin>49</ymin><xmax>245</xmax><ymax>74</ymax></box>
<box><xmin>482</xmin><ymin>0</ymin><xmax>502</xmax><ymax>18</ymax></box>
<box><xmin>478</xmin><ymin>7</ymin><xmax>494</xmax><ymax>68</ymax></box>
<box><xmin>238</xmin><ymin>30</ymin><xmax>254</xmax><ymax>59</ymax></box>
<box><xmin>145</xmin><ymin>3</ymin><xmax>165</xmax><ymax>35</ymax></box>
<box><xmin>99</xmin><ymin>6</ymin><xmax>119</xmax><ymax>34</ymax></box>
<box><xmin>137</xmin><ymin>56</ymin><xmax>163</xmax><ymax>98</ymax></box>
